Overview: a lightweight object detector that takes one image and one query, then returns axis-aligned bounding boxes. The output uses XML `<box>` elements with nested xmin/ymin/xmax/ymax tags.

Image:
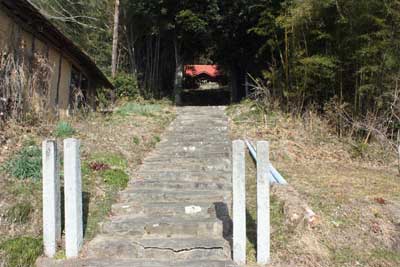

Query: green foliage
<box><xmin>2</xmin><ymin>144</ymin><xmax>42</xmax><ymax>180</ymax></box>
<box><xmin>112</xmin><ymin>73</ymin><xmax>140</xmax><ymax>99</ymax></box>
<box><xmin>6</xmin><ymin>202</ymin><xmax>33</xmax><ymax>224</ymax></box>
<box><xmin>54</xmin><ymin>121</ymin><xmax>76</xmax><ymax>138</ymax></box>
<box><xmin>101</xmin><ymin>169</ymin><xmax>129</xmax><ymax>189</ymax></box>
<box><xmin>116</xmin><ymin>103</ymin><xmax>162</xmax><ymax>117</ymax></box>
<box><xmin>0</xmin><ymin>237</ymin><xmax>43</xmax><ymax>267</ymax></box>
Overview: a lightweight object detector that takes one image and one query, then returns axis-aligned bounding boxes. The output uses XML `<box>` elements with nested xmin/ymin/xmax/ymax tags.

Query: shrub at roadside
<box><xmin>112</xmin><ymin>72</ymin><xmax>139</xmax><ymax>99</ymax></box>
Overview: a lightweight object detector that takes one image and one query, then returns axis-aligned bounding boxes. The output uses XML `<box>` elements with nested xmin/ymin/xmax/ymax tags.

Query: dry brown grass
<box><xmin>227</xmin><ymin>100</ymin><xmax>400</xmax><ymax>267</ymax></box>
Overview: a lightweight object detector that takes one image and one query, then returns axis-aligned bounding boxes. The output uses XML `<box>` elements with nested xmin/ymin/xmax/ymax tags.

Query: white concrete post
<box><xmin>64</xmin><ymin>139</ymin><xmax>83</xmax><ymax>259</ymax></box>
<box><xmin>257</xmin><ymin>141</ymin><xmax>271</xmax><ymax>265</ymax></box>
<box><xmin>232</xmin><ymin>140</ymin><xmax>246</xmax><ymax>265</ymax></box>
<box><xmin>42</xmin><ymin>140</ymin><xmax>61</xmax><ymax>258</ymax></box>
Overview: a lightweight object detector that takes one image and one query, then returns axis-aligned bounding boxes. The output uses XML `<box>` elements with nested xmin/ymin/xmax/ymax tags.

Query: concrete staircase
<box><xmin>38</xmin><ymin>106</ymin><xmax>236</xmax><ymax>267</ymax></box>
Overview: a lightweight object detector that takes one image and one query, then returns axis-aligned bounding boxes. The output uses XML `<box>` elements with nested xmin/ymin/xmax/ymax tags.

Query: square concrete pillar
<box><xmin>42</xmin><ymin>140</ymin><xmax>61</xmax><ymax>258</ymax></box>
<box><xmin>232</xmin><ymin>140</ymin><xmax>246</xmax><ymax>265</ymax></box>
<box><xmin>257</xmin><ymin>141</ymin><xmax>270</xmax><ymax>265</ymax></box>
<box><xmin>64</xmin><ymin>138</ymin><xmax>83</xmax><ymax>258</ymax></box>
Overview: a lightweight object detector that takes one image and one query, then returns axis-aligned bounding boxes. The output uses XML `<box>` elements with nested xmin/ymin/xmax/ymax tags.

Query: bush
<box><xmin>2</xmin><ymin>144</ymin><xmax>42</xmax><ymax>180</ymax></box>
<box><xmin>54</xmin><ymin>121</ymin><xmax>76</xmax><ymax>138</ymax></box>
<box><xmin>0</xmin><ymin>237</ymin><xmax>42</xmax><ymax>267</ymax></box>
<box><xmin>112</xmin><ymin>72</ymin><xmax>139</xmax><ymax>99</ymax></box>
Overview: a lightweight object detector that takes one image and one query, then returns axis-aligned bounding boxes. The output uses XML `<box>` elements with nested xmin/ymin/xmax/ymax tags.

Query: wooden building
<box><xmin>0</xmin><ymin>0</ymin><xmax>112</xmax><ymax>117</ymax></box>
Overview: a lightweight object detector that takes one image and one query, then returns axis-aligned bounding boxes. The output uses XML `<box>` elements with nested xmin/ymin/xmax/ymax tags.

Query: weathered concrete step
<box><xmin>129</xmin><ymin>180</ymin><xmax>231</xmax><ymax>191</ymax></box>
<box><xmin>87</xmin><ymin>237</ymin><xmax>230</xmax><ymax>260</ymax></box>
<box><xmin>136</xmin><ymin>170</ymin><xmax>230</xmax><ymax>181</ymax></box>
<box><xmin>133</xmin><ymin>177</ymin><xmax>230</xmax><ymax>185</ymax></box>
<box><xmin>119</xmin><ymin>189</ymin><xmax>231</xmax><ymax>203</ymax></box>
<box><xmin>163</xmin><ymin>136</ymin><xmax>229</xmax><ymax>142</ymax></box>
<box><xmin>168</xmin><ymin>125</ymin><xmax>228</xmax><ymax>130</ymax></box>
<box><xmin>149</xmin><ymin>147</ymin><xmax>231</xmax><ymax>155</ymax></box>
<box><xmin>143</xmin><ymin>156</ymin><xmax>230</xmax><ymax>165</ymax></box>
<box><xmin>101</xmin><ymin>216</ymin><xmax>223</xmax><ymax>238</ymax></box>
<box><xmin>111</xmin><ymin>201</ymin><xmax>229</xmax><ymax>218</ymax></box>
<box><xmin>37</xmin><ymin>258</ymin><xmax>236</xmax><ymax>267</ymax></box>
<box><xmin>156</xmin><ymin>141</ymin><xmax>230</xmax><ymax>148</ymax></box>
<box><xmin>144</xmin><ymin>152</ymin><xmax>230</xmax><ymax>160</ymax></box>
<box><xmin>165</xmin><ymin>129</ymin><xmax>229</xmax><ymax>135</ymax></box>
<box><xmin>165</xmin><ymin>132</ymin><xmax>229</xmax><ymax>137</ymax></box>
<box><xmin>139</xmin><ymin>164</ymin><xmax>230</xmax><ymax>173</ymax></box>
<box><xmin>155</xmin><ymin>143</ymin><xmax>230</xmax><ymax>150</ymax></box>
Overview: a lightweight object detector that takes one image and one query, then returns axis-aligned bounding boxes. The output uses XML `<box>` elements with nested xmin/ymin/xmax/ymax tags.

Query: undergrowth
<box><xmin>116</xmin><ymin>103</ymin><xmax>163</xmax><ymax>117</ymax></box>
<box><xmin>2</xmin><ymin>142</ymin><xmax>42</xmax><ymax>180</ymax></box>
<box><xmin>0</xmin><ymin>237</ymin><xmax>42</xmax><ymax>267</ymax></box>
<box><xmin>54</xmin><ymin>121</ymin><xmax>76</xmax><ymax>138</ymax></box>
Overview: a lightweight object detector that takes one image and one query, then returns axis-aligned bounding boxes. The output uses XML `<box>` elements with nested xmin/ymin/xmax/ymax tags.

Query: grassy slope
<box><xmin>227</xmin><ymin>101</ymin><xmax>400</xmax><ymax>267</ymax></box>
<box><xmin>0</xmin><ymin>101</ymin><xmax>175</xmax><ymax>266</ymax></box>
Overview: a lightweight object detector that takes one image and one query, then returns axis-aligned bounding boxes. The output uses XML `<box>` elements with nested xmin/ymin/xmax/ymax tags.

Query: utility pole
<box><xmin>111</xmin><ymin>0</ymin><xmax>120</xmax><ymax>78</ymax></box>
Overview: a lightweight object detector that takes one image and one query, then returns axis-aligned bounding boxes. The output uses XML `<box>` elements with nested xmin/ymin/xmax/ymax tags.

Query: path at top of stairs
<box><xmin>38</xmin><ymin>106</ymin><xmax>236</xmax><ymax>267</ymax></box>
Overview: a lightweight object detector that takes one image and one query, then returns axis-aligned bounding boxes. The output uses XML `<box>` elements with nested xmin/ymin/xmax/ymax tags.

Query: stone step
<box><xmin>137</xmin><ymin>170</ymin><xmax>230</xmax><ymax>180</ymax></box>
<box><xmin>111</xmin><ymin>201</ymin><xmax>229</xmax><ymax>218</ymax></box>
<box><xmin>168</xmin><ymin>125</ymin><xmax>228</xmax><ymax>130</ymax></box>
<box><xmin>155</xmin><ymin>143</ymin><xmax>230</xmax><ymax>150</ymax></box>
<box><xmin>119</xmin><ymin>189</ymin><xmax>231</xmax><ymax>203</ymax></box>
<box><xmin>149</xmin><ymin>147</ymin><xmax>231</xmax><ymax>155</ymax></box>
<box><xmin>163</xmin><ymin>136</ymin><xmax>229</xmax><ymax>143</ymax></box>
<box><xmin>165</xmin><ymin>129</ymin><xmax>229</xmax><ymax>135</ymax></box>
<box><xmin>87</xmin><ymin>237</ymin><xmax>231</xmax><ymax>261</ymax></box>
<box><xmin>128</xmin><ymin>180</ymin><xmax>232</xmax><ymax>191</ymax></box>
<box><xmin>144</xmin><ymin>152</ymin><xmax>231</xmax><ymax>160</ymax></box>
<box><xmin>156</xmin><ymin>141</ymin><xmax>230</xmax><ymax>148</ymax></box>
<box><xmin>143</xmin><ymin>156</ymin><xmax>230</xmax><ymax>165</ymax></box>
<box><xmin>139</xmin><ymin>164</ymin><xmax>230</xmax><ymax>173</ymax></box>
<box><xmin>101</xmin><ymin>216</ymin><xmax>223</xmax><ymax>238</ymax></box>
<box><xmin>37</xmin><ymin>258</ymin><xmax>236</xmax><ymax>267</ymax></box>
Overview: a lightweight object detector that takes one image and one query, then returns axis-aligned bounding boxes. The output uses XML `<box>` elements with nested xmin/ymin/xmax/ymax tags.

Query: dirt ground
<box><xmin>227</xmin><ymin>101</ymin><xmax>400</xmax><ymax>267</ymax></box>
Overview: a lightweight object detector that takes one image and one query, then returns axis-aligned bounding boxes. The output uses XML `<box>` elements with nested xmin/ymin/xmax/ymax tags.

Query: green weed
<box><xmin>101</xmin><ymin>169</ymin><xmax>129</xmax><ymax>189</ymax></box>
<box><xmin>54</xmin><ymin>121</ymin><xmax>76</xmax><ymax>138</ymax></box>
<box><xmin>116</xmin><ymin>103</ymin><xmax>162</xmax><ymax>117</ymax></box>
<box><xmin>2</xmin><ymin>144</ymin><xmax>42</xmax><ymax>180</ymax></box>
<box><xmin>0</xmin><ymin>237</ymin><xmax>42</xmax><ymax>267</ymax></box>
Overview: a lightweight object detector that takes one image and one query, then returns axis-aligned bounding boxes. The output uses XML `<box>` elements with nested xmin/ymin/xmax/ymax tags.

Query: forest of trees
<box><xmin>32</xmin><ymin>0</ymin><xmax>400</xmax><ymax>141</ymax></box>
